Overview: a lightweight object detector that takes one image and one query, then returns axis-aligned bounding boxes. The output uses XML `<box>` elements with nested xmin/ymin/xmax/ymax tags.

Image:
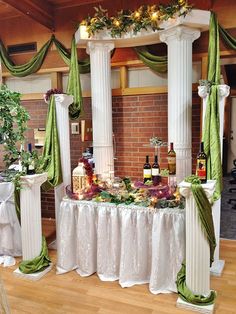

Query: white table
<box><xmin>57</xmin><ymin>199</ymin><xmax>185</xmax><ymax>294</ymax></box>
<box><xmin>0</xmin><ymin>182</ymin><xmax>22</xmax><ymax>258</ymax></box>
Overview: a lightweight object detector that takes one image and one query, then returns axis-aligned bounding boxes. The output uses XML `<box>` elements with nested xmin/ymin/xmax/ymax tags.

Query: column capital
<box><xmin>54</xmin><ymin>94</ymin><xmax>74</xmax><ymax>108</ymax></box>
<box><xmin>86</xmin><ymin>41</ymin><xmax>115</xmax><ymax>55</ymax></box>
<box><xmin>160</xmin><ymin>26</ymin><xmax>200</xmax><ymax>44</ymax></box>
<box><xmin>198</xmin><ymin>84</ymin><xmax>230</xmax><ymax>99</ymax></box>
<box><xmin>20</xmin><ymin>173</ymin><xmax>47</xmax><ymax>189</ymax></box>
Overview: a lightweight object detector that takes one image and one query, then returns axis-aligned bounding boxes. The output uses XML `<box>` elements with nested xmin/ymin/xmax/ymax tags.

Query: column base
<box><xmin>13</xmin><ymin>263</ymin><xmax>53</xmax><ymax>281</ymax></box>
<box><xmin>210</xmin><ymin>259</ymin><xmax>225</xmax><ymax>277</ymax></box>
<box><xmin>177</xmin><ymin>297</ymin><xmax>215</xmax><ymax>314</ymax></box>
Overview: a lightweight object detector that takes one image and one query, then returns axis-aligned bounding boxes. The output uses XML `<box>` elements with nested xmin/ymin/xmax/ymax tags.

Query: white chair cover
<box><xmin>0</xmin><ymin>182</ymin><xmax>22</xmax><ymax>257</ymax></box>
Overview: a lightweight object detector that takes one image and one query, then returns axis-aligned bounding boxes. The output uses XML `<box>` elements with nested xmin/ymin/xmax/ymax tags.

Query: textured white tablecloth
<box><xmin>0</xmin><ymin>182</ymin><xmax>22</xmax><ymax>257</ymax></box>
<box><xmin>57</xmin><ymin>198</ymin><xmax>185</xmax><ymax>294</ymax></box>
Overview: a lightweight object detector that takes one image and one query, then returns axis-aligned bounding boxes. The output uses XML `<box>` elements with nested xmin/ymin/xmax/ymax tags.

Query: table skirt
<box><xmin>57</xmin><ymin>199</ymin><xmax>185</xmax><ymax>294</ymax></box>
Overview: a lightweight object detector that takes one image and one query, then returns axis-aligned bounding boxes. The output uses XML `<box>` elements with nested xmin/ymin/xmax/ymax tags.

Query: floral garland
<box><xmin>44</xmin><ymin>88</ymin><xmax>63</xmax><ymax>102</ymax></box>
<box><xmin>80</xmin><ymin>0</ymin><xmax>193</xmax><ymax>38</ymax></box>
<box><xmin>79</xmin><ymin>157</ymin><xmax>93</xmax><ymax>185</ymax></box>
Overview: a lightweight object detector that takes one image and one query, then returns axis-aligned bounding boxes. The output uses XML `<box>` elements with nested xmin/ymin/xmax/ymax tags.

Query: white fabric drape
<box><xmin>0</xmin><ymin>182</ymin><xmax>22</xmax><ymax>257</ymax></box>
<box><xmin>57</xmin><ymin>199</ymin><xmax>185</xmax><ymax>294</ymax></box>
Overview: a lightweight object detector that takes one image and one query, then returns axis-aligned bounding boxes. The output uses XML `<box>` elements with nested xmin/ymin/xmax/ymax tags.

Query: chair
<box><xmin>0</xmin><ymin>182</ymin><xmax>22</xmax><ymax>257</ymax></box>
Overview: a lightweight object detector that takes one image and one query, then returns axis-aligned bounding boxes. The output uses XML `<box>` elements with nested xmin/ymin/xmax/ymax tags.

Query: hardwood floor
<box><xmin>1</xmin><ymin>239</ymin><xmax>236</xmax><ymax>314</ymax></box>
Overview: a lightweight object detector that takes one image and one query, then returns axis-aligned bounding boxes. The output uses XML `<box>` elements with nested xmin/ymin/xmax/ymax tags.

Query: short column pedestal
<box><xmin>177</xmin><ymin>180</ymin><xmax>216</xmax><ymax>313</ymax></box>
<box><xmin>14</xmin><ymin>173</ymin><xmax>53</xmax><ymax>280</ymax></box>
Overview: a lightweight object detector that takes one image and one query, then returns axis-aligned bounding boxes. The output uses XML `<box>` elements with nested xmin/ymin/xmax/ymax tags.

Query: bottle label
<box><xmin>196</xmin><ymin>159</ymin><xmax>206</xmax><ymax>179</ymax></box>
<box><xmin>143</xmin><ymin>169</ymin><xmax>151</xmax><ymax>178</ymax></box>
<box><xmin>168</xmin><ymin>157</ymin><xmax>176</xmax><ymax>164</ymax></box>
<box><xmin>152</xmin><ymin>168</ymin><xmax>160</xmax><ymax>176</ymax></box>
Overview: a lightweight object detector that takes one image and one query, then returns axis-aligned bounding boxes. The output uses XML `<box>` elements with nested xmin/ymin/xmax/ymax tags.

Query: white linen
<box><xmin>57</xmin><ymin>199</ymin><xmax>185</xmax><ymax>294</ymax></box>
<box><xmin>0</xmin><ymin>182</ymin><xmax>22</xmax><ymax>257</ymax></box>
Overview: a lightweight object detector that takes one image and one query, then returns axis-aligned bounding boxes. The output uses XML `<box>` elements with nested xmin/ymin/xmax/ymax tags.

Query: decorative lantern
<box><xmin>72</xmin><ymin>162</ymin><xmax>86</xmax><ymax>194</ymax></box>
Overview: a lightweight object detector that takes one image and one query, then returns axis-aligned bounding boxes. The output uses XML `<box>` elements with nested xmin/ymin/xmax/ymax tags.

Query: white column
<box><xmin>54</xmin><ymin>94</ymin><xmax>74</xmax><ymax>217</ymax></box>
<box><xmin>160</xmin><ymin>26</ymin><xmax>200</xmax><ymax>183</ymax></box>
<box><xmin>19</xmin><ymin>173</ymin><xmax>47</xmax><ymax>260</ymax></box>
<box><xmin>198</xmin><ymin>84</ymin><xmax>230</xmax><ymax>276</ymax></box>
<box><xmin>178</xmin><ymin>180</ymin><xmax>216</xmax><ymax>313</ymax></box>
<box><xmin>86</xmin><ymin>42</ymin><xmax>114</xmax><ymax>180</ymax></box>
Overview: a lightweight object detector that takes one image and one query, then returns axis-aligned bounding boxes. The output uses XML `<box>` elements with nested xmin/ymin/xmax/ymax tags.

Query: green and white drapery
<box><xmin>0</xmin><ymin>35</ymin><xmax>88</xmax><ymax>119</ymax></box>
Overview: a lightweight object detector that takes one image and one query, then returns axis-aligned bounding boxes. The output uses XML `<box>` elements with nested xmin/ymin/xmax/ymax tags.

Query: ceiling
<box><xmin>0</xmin><ymin>0</ymin><xmax>214</xmax><ymax>31</ymax></box>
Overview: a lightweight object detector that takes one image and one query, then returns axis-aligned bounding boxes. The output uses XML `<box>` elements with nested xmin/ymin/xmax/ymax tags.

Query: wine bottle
<box><xmin>143</xmin><ymin>155</ymin><xmax>152</xmax><ymax>183</ymax></box>
<box><xmin>196</xmin><ymin>142</ymin><xmax>207</xmax><ymax>183</ymax></box>
<box><xmin>152</xmin><ymin>155</ymin><xmax>161</xmax><ymax>186</ymax></box>
<box><xmin>27</xmin><ymin>143</ymin><xmax>36</xmax><ymax>175</ymax></box>
<box><xmin>168</xmin><ymin>142</ymin><xmax>176</xmax><ymax>175</ymax></box>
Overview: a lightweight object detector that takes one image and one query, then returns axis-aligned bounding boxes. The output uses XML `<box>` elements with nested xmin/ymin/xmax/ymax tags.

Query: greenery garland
<box><xmin>0</xmin><ymin>85</ymin><xmax>29</xmax><ymax>167</ymax></box>
<box><xmin>80</xmin><ymin>0</ymin><xmax>193</xmax><ymax>38</ymax></box>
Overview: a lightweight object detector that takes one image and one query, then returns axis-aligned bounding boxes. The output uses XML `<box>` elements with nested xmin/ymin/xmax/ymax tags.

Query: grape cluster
<box><xmin>45</xmin><ymin>88</ymin><xmax>63</xmax><ymax>101</ymax></box>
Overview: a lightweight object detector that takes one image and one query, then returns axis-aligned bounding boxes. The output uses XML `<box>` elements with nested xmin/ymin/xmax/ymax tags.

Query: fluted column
<box><xmin>198</xmin><ymin>84</ymin><xmax>230</xmax><ymax>276</ymax></box>
<box><xmin>19</xmin><ymin>173</ymin><xmax>47</xmax><ymax>260</ymax></box>
<box><xmin>160</xmin><ymin>26</ymin><xmax>200</xmax><ymax>183</ymax></box>
<box><xmin>86</xmin><ymin>42</ymin><xmax>115</xmax><ymax>180</ymax></box>
<box><xmin>54</xmin><ymin>94</ymin><xmax>74</xmax><ymax>217</ymax></box>
<box><xmin>178</xmin><ymin>180</ymin><xmax>216</xmax><ymax>312</ymax></box>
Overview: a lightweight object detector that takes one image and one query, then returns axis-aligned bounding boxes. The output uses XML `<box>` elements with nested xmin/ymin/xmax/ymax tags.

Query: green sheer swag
<box><xmin>19</xmin><ymin>236</ymin><xmax>51</xmax><ymax>274</ymax></box>
<box><xmin>41</xmin><ymin>95</ymin><xmax>62</xmax><ymax>191</ymax></box>
<box><xmin>0</xmin><ymin>35</ymin><xmax>88</xmax><ymax>119</ymax></box>
<box><xmin>134</xmin><ymin>46</ymin><xmax>167</xmax><ymax>73</ymax></box>
<box><xmin>176</xmin><ymin>175</ymin><xmax>216</xmax><ymax>305</ymax></box>
<box><xmin>202</xmin><ymin>12</ymin><xmax>222</xmax><ymax>201</ymax></box>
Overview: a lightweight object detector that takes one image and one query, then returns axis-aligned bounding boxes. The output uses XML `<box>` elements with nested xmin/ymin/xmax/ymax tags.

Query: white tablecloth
<box><xmin>57</xmin><ymin>199</ymin><xmax>185</xmax><ymax>294</ymax></box>
<box><xmin>0</xmin><ymin>182</ymin><xmax>22</xmax><ymax>257</ymax></box>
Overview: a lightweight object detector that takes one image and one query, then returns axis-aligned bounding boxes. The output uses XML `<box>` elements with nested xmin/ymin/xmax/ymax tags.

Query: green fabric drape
<box><xmin>185</xmin><ymin>175</ymin><xmax>216</xmax><ymax>265</ymax></box>
<box><xmin>14</xmin><ymin>188</ymin><xmax>21</xmax><ymax>223</ymax></box>
<box><xmin>53</xmin><ymin>36</ymin><xmax>90</xmax><ymax>74</ymax></box>
<box><xmin>19</xmin><ymin>236</ymin><xmax>51</xmax><ymax>274</ymax></box>
<box><xmin>176</xmin><ymin>175</ymin><xmax>216</xmax><ymax>305</ymax></box>
<box><xmin>0</xmin><ymin>36</ymin><xmax>54</xmax><ymax>77</ymax></box>
<box><xmin>202</xmin><ymin>12</ymin><xmax>222</xmax><ymax>201</ymax></box>
<box><xmin>219</xmin><ymin>25</ymin><xmax>236</xmax><ymax>50</ymax></box>
<box><xmin>41</xmin><ymin>95</ymin><xmax>62</xmax><ymax>191</ymax></box>
<box><xmin>134</xmin><ymin>46</ymin><xmax>167</xmax><ymax>74</ymax></box>
<box><xmin>66</xmin><ymin>36</ymin><xmax>83</xmax><ymax>120</ymax></box>
<box><xmin>176</xmin><ymin>263</ymin><xmax>216</xmax><ymax>306</ymax></box>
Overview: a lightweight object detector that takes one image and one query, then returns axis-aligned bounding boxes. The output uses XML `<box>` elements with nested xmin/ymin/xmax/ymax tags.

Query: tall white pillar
<box><xmin>178</xmin><ymin>180</ymin><xmax>216</xmax><ymax>313</ymax></box>
<box><xmin>160</xmin><ymin>26</ymin><xmax>200</xmax><ymax>182</ymax></box>
<box><xmin>86</xmin><ymin>42</ymin><xmax>115</xmax><ymax>180</ymax></box>
<box><xmin>20</xmin><ymin>173</ymin><xmax>47</xmax><ymax>260</ymax></box>
<box><xmin>198</xmin><ymin>84</ymin><xmax>230</xmax><ymax>276</ymax></box>
<box><xmin>54</xmin><ymin>94</ymin><xmax>74</xmax><ymax>217</ymax></box>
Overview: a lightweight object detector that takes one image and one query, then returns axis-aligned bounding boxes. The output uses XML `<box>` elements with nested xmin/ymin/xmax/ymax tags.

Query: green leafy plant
<box><xmin>0</xmin><ymin>84</ymin><xmax>30</xmax><ymax>167</ymax></box>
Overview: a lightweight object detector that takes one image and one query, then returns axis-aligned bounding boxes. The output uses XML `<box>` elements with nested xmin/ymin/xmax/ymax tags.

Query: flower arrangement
<box><xmin>79</xmin><ymin>157</ymin><xmax>93</xmax><ymax>185</ymax></box>
<box><xmin>0</xmin><ymin>85</ymin><xmax>30</xmax><ymax>167</ymax></box>
<box><xmin>44</xmin><ymin>88</ymin><xmax>63</xmax><ymax>102</ymax></box>
<box><xmin>149</xmin><ymin>136</ymin><xmax>167</xmax><ymax>147</ymax></box>
<box><xmin>80</xmin><ymin>0</ymin><xmax>193</xmax><ymax>38</ymax></box>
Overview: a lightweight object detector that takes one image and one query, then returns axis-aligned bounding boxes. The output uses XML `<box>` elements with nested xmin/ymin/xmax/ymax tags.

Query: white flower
<box><xmin>10</xmin><ymin>108</ymin><xmax>17</xmax><ymax>116</ymax></box>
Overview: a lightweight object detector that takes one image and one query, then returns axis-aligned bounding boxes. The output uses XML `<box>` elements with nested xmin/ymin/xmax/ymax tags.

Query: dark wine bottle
<box><xmin>152</xmin><ymin>155</ymin><xmax>161</xmax><ymax>186</ymax></box>
<box><xmin>143</xmin><ymin>155</ymin><xmax>152</xmax><ymax>183</ymax></box>
<box><xmin>27</xmin><ymin>143</ymin><xmax>36</xmax><ymax>175</ymax></box>
<box><xmin>196</xmin><ymin>142</ymin><xmax>207</xmax><ymax>183</ymax></box>
<box><xmin>168</xmin><ymin>142</ymin><xmax>176</xmax><ymax>175</ymax></box>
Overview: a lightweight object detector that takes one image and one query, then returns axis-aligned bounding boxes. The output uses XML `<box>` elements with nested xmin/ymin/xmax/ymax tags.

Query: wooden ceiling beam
<box><xmin>2</xmin><ymin>0</ymin><xmax>54</xmax><ymax>30</ymax></box>
<box><xmin>54</xmin><ymin>0</ymin><xmax>104</xmax><ymax>10</ymax></box>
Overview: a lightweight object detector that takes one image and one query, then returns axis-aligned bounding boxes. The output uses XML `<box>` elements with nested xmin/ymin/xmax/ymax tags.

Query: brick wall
<box><xmin>0</xmin><ymin>93</ymin><xmax>200</xmax><ymax>218</ymax></box>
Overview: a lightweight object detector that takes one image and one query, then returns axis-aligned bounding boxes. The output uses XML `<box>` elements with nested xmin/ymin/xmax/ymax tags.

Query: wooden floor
<box><xmin>1</xmin><ymin>238</ymin><xmax>236</xmax><ymax>314</ymax></box>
